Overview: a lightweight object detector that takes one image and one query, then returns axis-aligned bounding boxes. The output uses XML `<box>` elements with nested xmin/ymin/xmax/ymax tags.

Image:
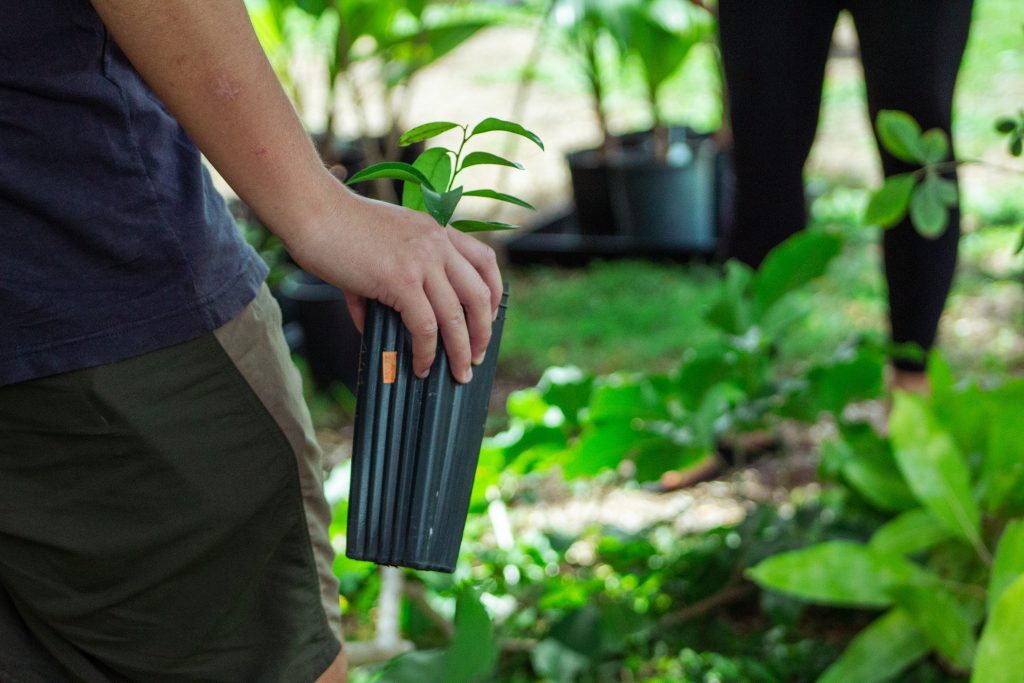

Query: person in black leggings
<box><xmin>718</xmin><ymin>0</ymin><xmax>974</xmax><ymax>390</ymax></box>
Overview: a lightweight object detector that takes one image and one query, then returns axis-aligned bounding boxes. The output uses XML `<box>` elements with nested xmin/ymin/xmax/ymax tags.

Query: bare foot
<box><xmin>891</xmin><ymin>368</ymin><xmax>930</xmax><ymax>396</ymax></box>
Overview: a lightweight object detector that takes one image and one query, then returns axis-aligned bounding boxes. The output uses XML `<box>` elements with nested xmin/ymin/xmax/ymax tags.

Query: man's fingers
<box><xmin>424</xmin><ymin>275</ymin><xmax>473</xmax><ymax>383</ymax></box>
<box><xmin>445</xmin><ymin>254</ymin><xmax>493</xmax><ymax>366</ymax></box>
<box><xmin>343</xmin><ymin>290</ymin><xmax>366</xmax><ymax>334</ymax></box>
<box><xmin>396</xmin><ymin>289</ymin><xmax>440</xmax><ymax>379</ymax></box>
<box><xmin>447</xmin><ymin>229</ymin><xmax>502</xmax><ymax>318</ymax></box>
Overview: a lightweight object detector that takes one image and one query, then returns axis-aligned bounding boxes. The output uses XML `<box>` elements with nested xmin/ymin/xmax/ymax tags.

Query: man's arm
<box><xmin>89</xmin><ymin>0</ymin><xmax>500</xmax><ymax>382</ymax></box>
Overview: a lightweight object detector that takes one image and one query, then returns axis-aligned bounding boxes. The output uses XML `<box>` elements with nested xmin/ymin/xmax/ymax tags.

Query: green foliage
<box><xmin>994</xmin><ymin>109</ymin><xmax>1024</xmax><ymax>157</ymax></box>
<box><xmin>484</xmin><ymin>230</ymin><xmax>883</xmax><ymax>485</ymax></box>
<box><xmin>751</xmin><ymin>361</ymin><xmax>1024</xmax><ymax>680</ymax></box>
<box><xmin>376</xmin><ymin>586</ymin><xmax>499</xmax><ymax>683</ymax></box>
<box><xmin>817</xmin><ymin>609</ymin><xmax>930</xmax><ymax>683</ymax></box>
<box><xmin>348</xmin><ymin>118</ymin><xmax>543</xmax><ymax>231</ymax></box>
<box><xmin>867</xmin><ymin>110</ymin><xmax>960</xmax><ymax>238</ymax></box>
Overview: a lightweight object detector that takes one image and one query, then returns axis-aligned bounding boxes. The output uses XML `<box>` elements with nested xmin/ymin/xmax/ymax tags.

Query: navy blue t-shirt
<box><xmin>0</xmin><ymin>2</ymin><xmax>268</xmax><ymax>386</ymax></box>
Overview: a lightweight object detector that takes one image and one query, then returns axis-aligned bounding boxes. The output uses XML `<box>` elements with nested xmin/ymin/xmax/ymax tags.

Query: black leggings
<box><xmin>718</xmin><ymin>0</ymin><xmax>974</xmax><ymax>371</ymax></box>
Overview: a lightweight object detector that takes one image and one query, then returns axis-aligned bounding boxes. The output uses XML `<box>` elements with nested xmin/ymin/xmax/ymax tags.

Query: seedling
<box><xmin>346</xmin><ymin>117</ymin><xmax>544</xmax><ymax>231</ymax></box>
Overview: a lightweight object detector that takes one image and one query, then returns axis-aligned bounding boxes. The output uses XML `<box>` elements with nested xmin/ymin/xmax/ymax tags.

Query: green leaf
<box><xmin>817</xmin><ymin>609</ymin><xmax>930</xmax><ymax>683</ymax></box>
<box><xmin>979</xmin><ymin>407</ymin><xmax>1024</xmax><ymax>514</ymax></box>
<box><xmin>973</xmin><ymin>575</ymin><xmax>1024</xmax><ymax>683</ymax></box>
<box><xmin>347</xmin><ymin>161</ymin><xmax>434</xmax><ymax>189</ymax></box>
<box><xmin>1011</xmin><ymin>135</ymin><xmax>1023</xmax><ymax>157</ymax></box>
<box><xmin>403</xmin><ymin>147</ymin><xmax>453</xmax><ymax>212</ymax></box>
<box><xmin>562</xmin><ymin>422</ymin><xmax>647</xmax><ymax>479</ymax></box>
<box><xmin>747</xmin><ymin>541</ymin><xmax>927</xmax><ymax>608</ymax></box>
<box><xmin>988</xmin><ymin>519</ymin><xmax>1024</xmax><ymax>614</ymax></box>
<box><xmin>704</xmin><ymin>260</ymin><xmax>754</xmax><ymax>334</ymax></box>
<box><xmin>890</xmin><ymin>584</ymin><xmax>976</xmax><ymax>670</ymax></box>
<box><xmin>920</xmin><ymin>128</ymin><xmax>950</xmax><ymax>164</ymax></box>
<box><xmin>909</xmin><ymin>173</ymin><xmax>951</xmax><ymax>237</ymax></box>
<box><xmin>870</xmin><ymin>508</ymin><xmax>954</xmax><ymax>556</ymax></box>
<box><xmin>865</xmin><ymin>173</ymin><xmax>916</xmax><ymax>227</ymax></box>
<box><xmin>829</xmin><ymin>427</ymin><xmax>918</xmax><ymax>513</ymax></box>
<box><xmin>995</xmin><ymin>117</ymin><xmax>1017</xmax><ymax>134</ymax></box>
<box><xmin>876</xmin><ymin>110</ymin><xmax>927</xmax><ymax>164</ymax></box>
<box><xmin>399</xmin><ymin>121</ymin><xmax>461</xmax><ymax>147</ymax></box>
<box><xmin>470</xmin><ymin>117</ymin><xmax>545</xmax><ymax>150</ymax></box>
<box><xmin>450</xmin><ymin>219</ymin><xmax>518</xmax><ymax>233</ymax></box>
<box><xmin>421</xmin><ymin>185</ymin><xmax>463</xmax><ymax>226</ymax></box>
<box><xmin>378</xmin><ymin>650</ymin><xmax>446</xmax><ymax>682</ymax></box>
<box><xmin>463</xmin><ymin>189</ymin><xmax>536</xmax><ymax>211</ymax></box>
<box><xmin>441</xmin><ymin>586</ymin><xmax>499</xmax><ymax>682</ymax></box>
<box><xmin>459</xmin><ymin>151</ymin><xmax>524</xmax><ymax>171</ymax></box>
<box><xmin>889</xmin><ymin>393</ymin><xmax>982</xmax><ymax>548</ymax></box>
<box><xmin>751</xmin><ymin>231</ymin><xmax>843</xmax><ymax>320</ymax></box>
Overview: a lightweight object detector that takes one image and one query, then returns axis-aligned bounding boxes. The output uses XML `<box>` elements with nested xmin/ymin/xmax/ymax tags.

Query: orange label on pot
<box><xmin>382</xmin><ymin>351</ymin><xmax>397</xmax><ymax>384</ymax></box>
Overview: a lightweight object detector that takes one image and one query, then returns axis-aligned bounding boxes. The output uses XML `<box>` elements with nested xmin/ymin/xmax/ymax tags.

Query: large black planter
<box><xmin>278</xmin><ymin>271</ymin><xmax>362</xmax><ymax>393</ymax></box>
<box><xmin>609</xmin><ymin>133</ymin><xmax>717</xmax><ymax>251</ymax></box>
<box><xmin>566</xmin><ymin>128</ymin><xmax>718</xmax><ymax>251</ymax></box>
<box><xmin>346</xmin><ymin>287</ymin><xmax>509</xmax><ymax>572</ymax></box>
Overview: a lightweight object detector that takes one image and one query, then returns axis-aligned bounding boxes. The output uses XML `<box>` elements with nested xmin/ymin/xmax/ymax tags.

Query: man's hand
<box><xmin>89</xmin><ymin>0</ymin><xmax>500</xmax><ymax>382</ymax></box>
<box><xmin>289</xmin><ymin>177</ymin><xmax>501</xmax><ymax>382</ymax></box>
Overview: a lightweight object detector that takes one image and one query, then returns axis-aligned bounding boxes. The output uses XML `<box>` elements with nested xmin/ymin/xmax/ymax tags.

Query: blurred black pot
<box><xmin>278</xmin><ymin>271</ymin><xmax>361</xmax><ymax>393</ymax></box>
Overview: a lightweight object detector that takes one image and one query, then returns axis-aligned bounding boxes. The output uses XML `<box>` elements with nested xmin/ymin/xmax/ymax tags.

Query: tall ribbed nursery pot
<box><xmin>341</xmin><ymin>117</ymin><xmax>544</xmax><ymax>572</ymax></box>
<box><xmin>346</xmin><ymin>288</ymin><xmax>508</xmax><ymax>572</ymax></box>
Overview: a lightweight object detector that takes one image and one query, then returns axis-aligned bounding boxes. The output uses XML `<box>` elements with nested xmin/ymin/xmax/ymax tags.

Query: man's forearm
<box><xmin>90</xmin><ymin>0</ymin><xmax>337</xmax><ymax>244</ymax></box>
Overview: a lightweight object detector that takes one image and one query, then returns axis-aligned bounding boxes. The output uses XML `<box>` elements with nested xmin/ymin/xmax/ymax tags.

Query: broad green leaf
<box><xmin>378</xmin><ymin>649</ymin><xmax>446</xmax><ymax>682</ymax></box>
<box><xmin>889</xmin><ymin>393</ymin><xmax>982</xmax><ymax>547</ymax></box>
<box><xmin>817</xmin><ymin>609</ymin><xmax>929</xmax><ymax>683</ymax></box>
<box><xmin>403</xmin><ymin>147</ymin><xmax>453</xmax><ymax>212</ymax></box>
<box><xmin>979</xmin><ymin>407</ymin><xmax>1024</xmax><ymax>514</ymax></box>
<box><xmin>421</xmin><ymin>185</ymin><xmax>463</xmax><ymax>226</ymax></box>
<box><xmin>870</xmin><ymin>508</ymin><xmax>954</xmax><ymax>556</ymax></box>
<box><xmin>463</xmin><ymin>189</ymin><xmax>536</xmax><ymax>211</ymax></box>
<box><xmin>450</xmin><ymin>219</ymin><xmax>518</xmax><ymax>233</ymax></box>
<box><xmin>459</xmin><ymin>151</ymin><xmax>524</xmax><ymax>171</ymax></box>
<box><xmin>751</xmin><ymin>231</ymin><xmax>843</xmax><ymax>320</ymax></box>
<box><xmin>936</xmin><ymin>177</ymin><xmax>958</xmax><ymax>204</ymax></box>
<box><xmin>988</xmin><ymin>519</ymin><xmax>1024</xmax><ymax>613</ymax></box>
<box><xmin>470</xmin><ymin>117</ymin><xmax>545</xmax><ymax>150</ymax></box>
<box><xmin>632</xmin><ymin>440</ymin><xmax>708</xmax><ymax>483</ymax></box>
<box><xmin>876</xmin><ymin>110</ymin><xmax>926</xmax><ymax>164</ymax></box>
<box><xmin>399</xmin><ymin>121</ymin><xmax>460</xmax><ymax>147</ymax></box>
<box><xmin>909</xmin><ymin>173</ymin><xmax>951</xmax><ymax>237</ymax></box>
<box><xmin>562</xmin><ymin>422</ymin><xmax>651</xmax><ymax>479</ymax></box>
<box><xmin>347</xmin><ymin>161</ymin><xmax>433</xmax><ymax>189</ymax></box>
<box><xmin>828</xmin><ymin>428</ymin><xmax>918</xmax><ymax>513</ymax></box>
<box><xmin>920</xmin><ymin>128</ymin><xmax>950</xmax><ymax>164</ymax></box>
<box><xmin>704</xmin><ymin>260</ymin><xmax>753</xmax><ymax>335</ymax></box>
<box><xmin>441</xmin><ymin>587</ymin><xmax>499</xmax><ymax>682</ymax></box>
<box><xmin>972</xmin><ymin>575</ymin><xmax>1024</xmax><ymax>683</ymax></box>
<box><xmin>890</xmin><ymin>584</ymin><xmax>976</xmax><ymax>670</ymax></box>
<box><xmin>804</xmin><ymin>346</ymin><xmax>885</xmax><ymax>415</ymax></box>
<box><xmin>865</xmin><ymin>173</ymin><xmax>916</xmax><ymax>227</ymax></box>
<box><xmin>747</xmin><ymin>541</ymin><xmax>926</xmax><ymax>608</ymax></box>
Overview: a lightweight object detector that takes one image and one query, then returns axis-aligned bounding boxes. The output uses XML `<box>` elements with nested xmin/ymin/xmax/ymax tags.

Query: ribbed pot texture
<box><xmin>346</xmin><ymin>287</ymin><xmax>509</xmax><ymax>572</ymax></box>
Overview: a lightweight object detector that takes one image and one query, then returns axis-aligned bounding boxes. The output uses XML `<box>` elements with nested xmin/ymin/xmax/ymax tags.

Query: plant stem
<box><xmin>449</xmin><ymin>126</ymin><xmax>472</xmax><ymax>191</ymax></box>
<box><xmin>657</xmin><ymin>581</ymin><xmax>756</xmax><ymax>628</ymax></box>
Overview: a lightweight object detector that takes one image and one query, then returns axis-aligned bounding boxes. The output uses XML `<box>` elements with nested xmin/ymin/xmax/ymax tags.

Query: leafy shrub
<box><xmin>749</xmin><ymin>355</ymin><xmax>1024</xmax><ymax>682</ymax></box>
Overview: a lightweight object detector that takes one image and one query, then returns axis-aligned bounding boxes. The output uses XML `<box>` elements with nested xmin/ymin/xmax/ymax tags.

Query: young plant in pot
<box><xmin>610</xmin><ymin>0</ymin><xmax>718</xmax><ymax>252</ymax></box>
<box><xmin>344</xmin><ymin>117</ymin><xmax>543</xmax><ymax>573</ymax></box>
<box><xmin>554</xmin><ymin>0</ymin><xmax>717</xmax><ymax>248</ymax></box>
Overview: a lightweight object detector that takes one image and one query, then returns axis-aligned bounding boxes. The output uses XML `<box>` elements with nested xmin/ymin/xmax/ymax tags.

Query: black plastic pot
<box><xmin>608</xmin><ymin>131</ymin><xmax>717</xmax><ymax>251</ymax></box>
<box><xmin>278</xmin><ymin>271</ymin><xmax>362</xmax><ymax>393</ymax></box>
<box><xmin>346</xmin><ymin>287</ymin><xmax>509</xmax><ymax>572</ymax></box>
<box><xmin>566</xmin><ymin>131</ymin><xmax>650</xmax><ymax>237</ymax></box>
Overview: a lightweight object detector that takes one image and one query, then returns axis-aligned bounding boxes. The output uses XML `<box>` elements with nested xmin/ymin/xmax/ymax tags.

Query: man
<box><xmin>0</xmin><ymin>2</ymin><xmax>501</xmax><ymax>680</ymax></box>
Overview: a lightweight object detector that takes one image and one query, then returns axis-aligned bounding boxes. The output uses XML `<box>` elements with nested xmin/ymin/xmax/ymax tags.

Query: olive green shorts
<box><xmin>0</xmin><ymin>286</ymin><xmax>343</xmax><ymax>682</ymax></box>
